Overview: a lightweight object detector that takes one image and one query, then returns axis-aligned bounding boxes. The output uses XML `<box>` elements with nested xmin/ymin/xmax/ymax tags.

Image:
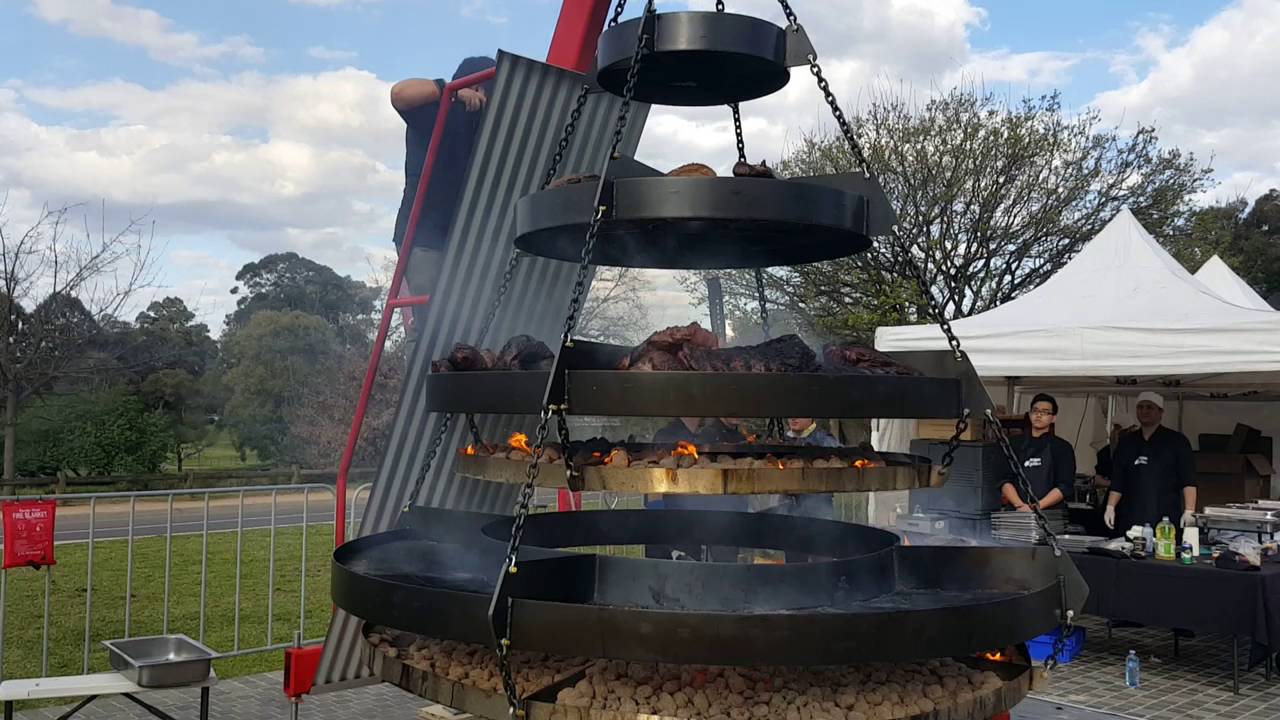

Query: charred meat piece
<box><xmin>446</xmin><ymin>343</ymin><xmax>491</xmax><ymax>371</ymax></box>
<box><xmin>732</xmin><ymin>159</ymin><xmax>776</xmax><ymax>179</ymax></box>
<box><xmin>496</xmin><ymin>335</ymin><xmax>554</xmax><ymax>370</ymax></box>
<box><xmin>666</xmin><ymin>163</ymin><xmax>716</xmax><ymax>177</ymax></box>
<box><xmin>681</xmin><ymin>335</ymin><xmax>820</xmax><ymax>373</ymax></box>
<box><xmin>547</xmin><ymin>174</ymin><xmax>601</xmax><ymax>188</ymax></box>
<box><xmin>430</xmin><ymin>359</ymin><xmax>452</xmax><ymax>373</ymax></box>
<box><xmin>822</xmin><ymin>343</ymin><xmax>921</xmax><ymax>376</ymax></box>
<box><xmin>626</xmin><ymin>348</ymin><xmax>686</xmax><ymax>371</ymax></box>
<box><xmin>618</xmin><ymin>322</ymin><xmax>718</xmax><ymax>369</ymax></box>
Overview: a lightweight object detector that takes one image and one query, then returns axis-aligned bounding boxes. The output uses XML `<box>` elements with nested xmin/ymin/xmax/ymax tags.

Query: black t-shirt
<box><xmin>1095</xmin><ymin>445</ymin><xmax>1113</xmax><ymax>478</ymax></box>
<box><xmin>1110</xmin><ymin>425</ymin><xmax>1195</xmax><ymax>529</ymax></box>
<box><xmin>394</xmin><ymin>87</ymin><xmax>485</xmax><ymax>249</ymax></box>
<box><xmin>1003</xmin><ymin>432</ymin><xmax>1076</xmax><ymax>503</ymax></box>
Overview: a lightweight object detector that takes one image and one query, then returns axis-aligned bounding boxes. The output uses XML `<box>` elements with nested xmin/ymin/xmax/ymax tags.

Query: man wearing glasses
<box><xmin>1000</xmin><ymin>393</ymin><xmax>1076</xmax><ymax>512</ymax></box>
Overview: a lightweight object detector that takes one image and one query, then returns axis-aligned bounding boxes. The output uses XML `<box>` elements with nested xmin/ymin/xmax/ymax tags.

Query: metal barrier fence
<box><xmin>0</xmin><ymin>483</ymin><xmax>370</xmax><ymax>682</ymax></box>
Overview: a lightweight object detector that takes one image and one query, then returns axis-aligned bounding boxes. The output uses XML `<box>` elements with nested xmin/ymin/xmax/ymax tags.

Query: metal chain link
<box><xmin>608</xmin><ymin>0</ymin><xmax>629</xmax><ymax>26</ymax></box>
<box><xmin>402</xmin><ymin>413</ymin><xmax>453</xmax><ymax>512</ymax></box>
<box><xmin>775</xmin><ymin>0</ymin><xmax>869</xmax><ymax>174</ymax></box>
<box><xmin>492</xmin><ymin>6</ymin><xmax>654</xmax><ymax>715</ymax></box>
<box><xmin>754</xmin><ymin>268</ymin><xmax>771</xmax><ymax>339</ymax></box>
<box><xmin>730</xmin><ymin>103</ymin><xmax>747</xmax><ymax>165</ymax></box>
<box><xmin>467</xmin><ymin>414</ymin><xmax>485</xmax><ymax>448</ymax></box>
<box><xmin>555</xmin><ymin>408</ymin><xmax>579</xmax><ymax>491</ymax></box>
<box><xmin>476</xmin><ymin>83</ymin><xmax>593</xmax><ymax>344</ymax></box>
<box><xmin>715</xmin><ymin>0</ymin><xmax>725</xmax><ymax>11</ymax></box>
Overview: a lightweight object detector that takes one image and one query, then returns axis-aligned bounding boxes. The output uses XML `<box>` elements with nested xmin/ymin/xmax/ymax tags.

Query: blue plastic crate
<box><xmin>1027</xmin><ymin>626</ymin><xmax>1086</xmax><ymax>664</ymax></box>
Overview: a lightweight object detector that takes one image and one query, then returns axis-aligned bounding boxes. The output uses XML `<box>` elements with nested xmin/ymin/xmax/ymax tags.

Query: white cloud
<box><xmin>460</xmin><ymin>0</ymin><xmax>509</xmax><ymax>25</ymax></box>
<box><xmin>307</xmin><ymin>45</ymin><xmax>359</xmax><ymax>61</ymax></box>
<box><xmin>29</xmin><ymin>0</ymin><xmax>264</xmax><ymax>68</ymax></box>
<box><xmin>1091</xmin><ymin>0</ymin><xmax>1280</xmax><ymax>200</ymax></box>
<box><xmin>1</xmin><ymin>69</ymin><xmax>404</xmax><ymax>298</ymax></box>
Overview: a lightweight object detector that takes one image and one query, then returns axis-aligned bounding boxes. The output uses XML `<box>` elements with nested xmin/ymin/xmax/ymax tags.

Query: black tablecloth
<box><xmin>1072</xmin><ymin>552</ymin><xmax>1280</xmax><ymax>657</ymax></box>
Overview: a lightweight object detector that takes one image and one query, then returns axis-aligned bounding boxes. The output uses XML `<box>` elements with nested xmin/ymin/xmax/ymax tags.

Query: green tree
<box><xmin>681</xmin><ymin>88</ymin><xmax>1212</xmax><ymax>341</ymax></box>
<box><xmin>1164</xmin><ymin>189</ymin><xmax>1280</xmax><ymax>299</ymax></box>
<box><xmin>140</xmin><ymin>369</ymin><xmax>211</xmax><ymax>472</ymax></box>
<box><xmin>222</xmin><ymin>311</ymin><xmax>338</xmax><ymax>462</ymax></box>
<box><xmin>225</xmin><ymin>252</ymin><xmax>378</xmax><ymax>342</ymax></box>
<box><xmin>0</xmin><ymin>201</ymin><xmax>157</xmax><ymax>481</ymax></box>
<box><xmin>14</xmin><ymin>389</ymin><xmax>172</xmax><ymax>476</ymax></box>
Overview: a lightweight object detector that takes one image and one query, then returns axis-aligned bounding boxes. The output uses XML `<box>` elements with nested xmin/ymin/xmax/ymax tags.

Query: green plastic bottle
<box><xmin>1155</xmin><ymin>516</ymin><xmax>1177</xmax><ymax>560</ymax></box>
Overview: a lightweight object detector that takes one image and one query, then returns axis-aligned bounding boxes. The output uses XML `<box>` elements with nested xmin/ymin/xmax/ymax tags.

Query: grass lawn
<box><xmin>175</xmin><ymin>428</ymin><xmax>261</xmax><ymax>471</ymax></box>
<box><xmin>0</xmin><ymin>523</ymin><xmax>333</xmax><ymax>702</ymax></box>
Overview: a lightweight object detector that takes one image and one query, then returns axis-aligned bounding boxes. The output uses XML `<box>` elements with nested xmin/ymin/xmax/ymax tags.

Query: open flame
<box><xmin>773</xmin><ymin>459</ymin><xmax>785</xmax><ymax>470</ymax></box>
<box><xmin>604</xmin><ymin>448</ymin><xmax>628</xmax><ymax>465</ymax></box>
<box><xmin>508</xmin><ymin>432</ymin><xmax>532</xmax><ymax>455</ymax></box>
<box><xmin>672</xmin><ymin>441</ymin><xmax>699</xmax><ymax>460</ymax></box>
<box><xmin>746</xmin><ymin>434</ymin><xmax>759</xmax><ymax>444</ymax></box>
<box><xmin>465</xmin><ymin>444</ymin><xmax>477</xmax><ymax>456</ymax></box>
<box><xmin>980</xmin><ymin>650</ymin><xmax>1009</xmax><ymax>662</ymax></box>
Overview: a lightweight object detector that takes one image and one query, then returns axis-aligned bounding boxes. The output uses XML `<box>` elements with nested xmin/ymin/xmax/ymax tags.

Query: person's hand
<box><xmin>1104</xmin><ymin>505</ymin><xmax>1116</xmax><ymax>529</ymax></box>
<box><xmin>1015</xmin><ymin>503</ymin><xmax>1032</xmax><ymax>513</ymax></box>
<box><xmin>456</xmin><ymin>88</ymin><xmax>485</xmax><ymax>111</ymax></box>
<box><xmin>1180</xmin><ymin>509</ymin><xmax>1196</xmax><ymax>528</ymax></box>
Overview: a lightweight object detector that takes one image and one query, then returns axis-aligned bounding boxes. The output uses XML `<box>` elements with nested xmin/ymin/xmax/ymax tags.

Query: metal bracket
<box><xmin>784</xmin><ymin>23</ymin><xmax>817</xmax><ymax>67</ymax></box>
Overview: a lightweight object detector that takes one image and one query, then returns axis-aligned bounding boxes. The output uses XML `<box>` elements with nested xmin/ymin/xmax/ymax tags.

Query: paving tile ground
<box><xmin>12</xmin><ymin>671</ymin><xmax>426</xmax><ymax>720</ymax></box>
<box><xmin>1030</xmin><ymin>615</ymin><xmax>1280</xmax><ymax>719</ymax></box>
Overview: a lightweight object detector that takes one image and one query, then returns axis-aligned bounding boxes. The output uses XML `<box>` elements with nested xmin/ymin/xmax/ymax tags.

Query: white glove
<box><xmin>1103</xmin><ymin>505</ymin><xmax>1116</xmax><ymax>529</ymax></box>
<box><xmin>1180</xmin><ymin>510</ymin><xmax>1196</xmax><ymax>528</ymax></box>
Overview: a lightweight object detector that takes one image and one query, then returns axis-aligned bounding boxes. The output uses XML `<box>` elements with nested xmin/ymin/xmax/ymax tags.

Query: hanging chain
<box><xmin>608</xmin><ymin>0</ymin><xmax>629</xmax><ymax>26</ymax></box>
<box><xmin>402</xmin><ymin>413</ymin><xmax>453</xmax><ymax>512</ymax></box>
<box><xmin>493</xmin><ymin>5</ymin><xmax>654</xmax><ymax>716</ymax></box>
<box><xmin>555</xmin><ymin>409</ymin><xmax>579</xmax><ymax>491</ymax></box>
<box><xmin>730</xmin><ymin>103</ymin><xmax>747</xmax><ymax>164</ymax></box>
<box><xmin>754</xmin><ymin>268</ymin><xmax>771</xmax><ymax>339</ymax></box>
<box><xmin>776</xmin><ymin>0</ymin><xmax>869</xmax><ymax>174</ymax></box>
<box><xmin>467</xmin><ymin>414</ymin><xmax>485</xmax><ymax>448</ymax></box>
<box><xmin>477</xmin><ymin>83</ymin><xmax>593</xmax><ymax>344</ymax></box>
<box><xmin>715</xmin><ymin>0</ymin><xmax>725</xmax><ymax>11</ymax></box>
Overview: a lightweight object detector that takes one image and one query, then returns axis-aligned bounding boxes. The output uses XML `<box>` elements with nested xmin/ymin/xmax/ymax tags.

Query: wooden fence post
<box><xmin>55</xmin><ymin>471</ymin><xmax>66</xmax><ymax>494</ymax></box>
<box><xmin>291</xmin><ymin>465</ymin><xmax>301</xmax><ymax>485</ymax></box>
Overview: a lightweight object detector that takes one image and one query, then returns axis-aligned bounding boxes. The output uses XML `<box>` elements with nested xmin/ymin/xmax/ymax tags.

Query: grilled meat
<box><xmin>822</xmin><ymin>343</ymin><xmax>921</xmax><ymax>376</ymax></box>
<box><xmin>495</xmin><ymin>335</ymin><xmax>554</xmax><ymax>370</ymax></box>
<box><xmin>681</xmin><ymin>335</ymin><xmax>820</xmax><ymax>373</ymax></box>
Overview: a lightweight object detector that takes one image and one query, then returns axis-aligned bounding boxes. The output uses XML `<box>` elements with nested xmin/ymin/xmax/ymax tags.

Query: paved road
<box><xmin>0</xmin><ymin>492</ymin><xmax>371</xmax><ymax>544</ymax></box>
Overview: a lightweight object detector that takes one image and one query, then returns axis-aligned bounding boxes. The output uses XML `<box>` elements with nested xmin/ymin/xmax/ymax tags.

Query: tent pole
<box><xmin>1005</xmin><ymin>378</ymin><xmax>1015</xmax><ymax>413</ymax></box>
<box><xmin>1178</xmin><ymin>392</ymin><xmax>1185</xmax><ymax>431</ymax></box>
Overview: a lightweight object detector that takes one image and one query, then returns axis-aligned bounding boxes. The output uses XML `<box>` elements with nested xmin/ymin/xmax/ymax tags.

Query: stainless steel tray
<box><xmin>1204</xmin><ymin>505</ymin><xmax>1280</xmax><ymax>521</ymax></box>
<box><xmin>102</xmin><ymin>634</ymin><xmax>217</xmax><ymax>688</ymax></box>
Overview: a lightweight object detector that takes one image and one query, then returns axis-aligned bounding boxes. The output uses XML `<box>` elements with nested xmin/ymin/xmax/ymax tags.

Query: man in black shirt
<box><xmin>389</xmin><ymin>56</ymin><xmax>496</xmax><ymax>328</ymax></box>
<box><xmin>1104</xmin><ymin>392</ymin><xmax>1197</xmax><ymax>534</ymax></box>
<box><xmin>1000</xmin><ymin>393</ymin><xmax>1076</xmax><ymax>511</ymax></box>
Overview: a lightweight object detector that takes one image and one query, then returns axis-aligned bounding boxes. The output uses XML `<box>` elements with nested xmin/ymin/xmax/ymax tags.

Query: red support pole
<box><xmin>547</xmin><ymin>0</ymin><xmax>614</xmax><ymax>72</ymax></box>
<box><xmin>333</xmin><ymin>67</ymin><xmax>497</xmax><ymax>549</ymax></box>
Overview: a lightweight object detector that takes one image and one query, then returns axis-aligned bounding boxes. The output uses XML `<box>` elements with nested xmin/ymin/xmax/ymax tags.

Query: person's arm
<box><xmin>1104</xmin><ymin>443</ymin><xmax>1126</xmax><ymax>528</ymax></box>
<box><xmin>391</xmin><ymin>78</ymin><xmax>444</xmax><ymax>112</ymax></box>
<box><xmin>1179</xmin><ymin>434</ymin><xmax>1197</xmax><ymax>526</ymax></box>
<box><xmin>1037</xmin><ymin>488</ymin><xmax>1065</xmax><ymax>510</ymax></box>
<box><xmin>1042</xmin><ymin>438</ymin><xmax>1075</xmax><ymax>510</ymax></box>
<box><xmin>1001</xmin><ymin>483</ymin><xmax>1029</xmax><ymax>511</ymax></box>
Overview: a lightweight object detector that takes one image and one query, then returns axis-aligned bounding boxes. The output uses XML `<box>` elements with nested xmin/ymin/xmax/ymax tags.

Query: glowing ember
<box><xmin>464</xmin><ymin>444</ymin><xmax>477</xmax><ymax>456</ymax></box>
<box><xmin>508</xmin><ymin>432</ymin><xmax>532</xmax><ymax>455</ymax></box>
<box><xmin>853</xmin><ymin>458</ymin><xmax>870</xmax><ymax>468</ymax></box>
<box><xmin>980</xmin><ymin>650</ymin><xmax>1009</xmax><ymax>662</ymax></box>
<box><xmin>672</xmin><ymin>441</ymin><xmax>698</xmax><ymax>460</ymax></box>
<box><xmin>604</xmin><ymin>448</ymin><xmax>628</xmax><ymax>465</ymax></box>
<box><xmin>774</xmin><ymin>460</ymin><xmax>785</xmax><ymax>470</ymax></box>
<box><xmin>746</xmin><ymin>434</ymin><xmax>759</xmax><ymax>444</ymax></box>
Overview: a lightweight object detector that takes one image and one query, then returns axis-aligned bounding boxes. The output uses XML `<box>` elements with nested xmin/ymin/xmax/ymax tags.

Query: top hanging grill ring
<box><xmin>595</xmin><ymin>11</ymin><xmax>809</xmax><ymax>106</ymax></box>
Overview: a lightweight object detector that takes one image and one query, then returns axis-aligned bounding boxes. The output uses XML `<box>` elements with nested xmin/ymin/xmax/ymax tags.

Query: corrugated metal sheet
<box><xmin>315</xmin><ymin>51</ymin><xmax>649</xmax><ymax>687</ymax></box>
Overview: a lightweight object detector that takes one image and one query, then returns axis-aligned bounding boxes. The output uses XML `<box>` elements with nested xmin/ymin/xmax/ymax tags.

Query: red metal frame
<box><xmin>333</xmin><ymin>0</ymin><xmax>614</xmax><ymax>549</ymax></box>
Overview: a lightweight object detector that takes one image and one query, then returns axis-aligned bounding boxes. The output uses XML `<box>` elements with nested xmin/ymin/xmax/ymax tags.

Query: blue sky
<box><xmin>1</xmin><ymin>0</ymin><xmax>1275</xmax><ymax>331</ymax></box>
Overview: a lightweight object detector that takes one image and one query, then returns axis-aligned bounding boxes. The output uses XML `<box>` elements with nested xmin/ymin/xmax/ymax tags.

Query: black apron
<box><xmin>1116</xmin><ymin>444</ymin><xmax>1183</xmax><ymax>532</ymax></box>
<box><xmin>1014</xmin><ymin>436</ymin><xmax>1055</xmax><ymax>504</ymax></box>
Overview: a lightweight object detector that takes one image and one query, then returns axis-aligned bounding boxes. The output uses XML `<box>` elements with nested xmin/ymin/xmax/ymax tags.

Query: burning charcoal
<box><xmin>677</xmin><ymin>455</ymin><xmax>697</xmax><ymax>469</ymax></box>
<box><xmin>507</xmin><ymin>450</ymin><xmax>526</xmax><ymax>461</ymax></box>
<box><xmin>445</xmin><ymin>343</ymin><xmax>490</xmax><ymax>371</ymax></box>
<box><xmin>658</xmin><ymin>456</ymin><xmax>679</xmax><ymax>469</ymax></box>
<box><xmin>695</xmin><ymin>455</ymin><xmax>712</xmax><ymax>467</ymax></box>
<box><xmin>783</xmin><ymin>457</ymin><xmax>807</xmax><ymax>469</ymax></box>
<box><xmin>681</xmin><ymin>335</ymin><xmax>819</xmax><ymax>373</ymax></box>
<box><xmin>495</xmin><ymin>335</ymin><xmax>554</xmax><ymax>370</ymax></box>
<box><xmin>822</xmin><ymin>343</ymin><xmax>921</xmax><ymax>376</ymax></box>
<box><xmin>714</xmin><ymin>454</ymin><xmax>735</xmax><ymax>466</ymax></box>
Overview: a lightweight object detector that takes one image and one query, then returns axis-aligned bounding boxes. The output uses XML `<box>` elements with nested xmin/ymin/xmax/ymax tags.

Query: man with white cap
<box><xmin>1103</xmin><ymin>392</ymin><xmax>1197</xmax><ymax>535</ymax></box>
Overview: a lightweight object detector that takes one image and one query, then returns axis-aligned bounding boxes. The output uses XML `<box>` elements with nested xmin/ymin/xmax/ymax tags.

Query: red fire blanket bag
<box><xmin>2</xmin><ymin>500</ymin><xmax>57</xmax><ymax>569</ymax></box>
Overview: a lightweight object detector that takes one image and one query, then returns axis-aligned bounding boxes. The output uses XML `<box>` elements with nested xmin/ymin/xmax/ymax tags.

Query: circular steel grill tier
<box><xmin>595</xmin><ymin>12</ymin><xmax>796</xmax><ymax>106</ymax></box>
<box><xmin>332</xmin><ymin>507</ymin><xmax>1087</xmax><ymax>667</ymax></box>
<box><xmin>515</xmin><ymin>175</ymin><xmax>874</xmax><ymax>269</ymax></box>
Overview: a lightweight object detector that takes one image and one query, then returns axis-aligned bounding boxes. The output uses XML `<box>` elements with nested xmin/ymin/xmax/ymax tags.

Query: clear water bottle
<box><xmin>1125</xmin><ymin>650</ymin><xmax>1141</xmax><ymax>688</ymax></box>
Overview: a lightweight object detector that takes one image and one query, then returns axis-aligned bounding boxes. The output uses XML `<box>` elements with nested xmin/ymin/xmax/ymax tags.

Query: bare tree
<box><xmin>0</xmin><ymin>197</ymin><xmax>157</xmax><ymax>481</ymax></box>
<box><xmin>575</xmin><ymin>267</ymin><xmax>654</xmax><ymax>345</ymax></box>
<box><xmin>681</xmin><ymin>87</ymin><xmax>1212</xmax><ymax>341</ymax></box>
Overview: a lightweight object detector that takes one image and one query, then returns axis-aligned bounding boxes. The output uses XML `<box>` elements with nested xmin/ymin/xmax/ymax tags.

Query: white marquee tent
<box><xmin>873</xmin><ymin>208</ymin><xmax>1280</xmax><ymax>482</ymax></box>
<box><xmin>1194</xmin><ymin>254</ymin><xmax>1274</xmax><ymax>311</ymax></box>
